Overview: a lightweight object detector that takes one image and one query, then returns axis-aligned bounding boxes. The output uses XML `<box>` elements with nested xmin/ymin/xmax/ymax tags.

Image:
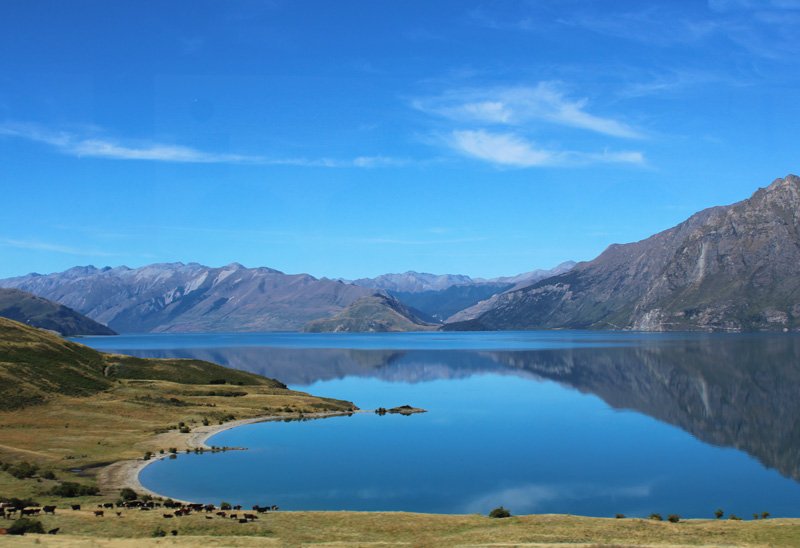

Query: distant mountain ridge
<box><xmin>0</xmin><ymin>262</ymin><xmax>375</xmax><ymax>333</ymax></box>
<box><xmin>451</xmin><ymin>174</ymin><xmax>800</xmax><ymax>332</ymax></box>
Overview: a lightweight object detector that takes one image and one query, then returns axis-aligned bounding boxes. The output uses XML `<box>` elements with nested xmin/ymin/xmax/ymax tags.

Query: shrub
<box><xmin>50</xmin><ymin>481</ymin><xmax>99</xmax><ymax>497</ymax></box>
<box><xmin>728</xmin><ymin>514</ymin><xmax>742</xmax><ymax>521</ymax></box>
<box><xmin>151</xmin><ymin>527</ymin><xmax>167</xmax><ymax>537</ymax></box>
<box><xmin>8</xmin><ymin>518</ymin><xmax>45</xmax><ymax>535</ymax></box>
<box><xmin>41</xmin><ymin>470</ymin><xmax>56</xmax><ymax>480</ymax></box>
<box><xmin>489</xmin><ymin>506</ymin><xmax>511</xmax><ymax>518</ymax></box>
<box><xmin>4</xmin><ymin>461</ymin><xmax>39</xmax><ymax>479</ymax></box>
<box><xmin>144</xmin><ymin>451</ymin><xmax>152</xmax><ymax>461</ymax></box>
<box><xmin>179</xmin><ymin>426</ymin><xmax>190</xmax><ymax>433</ymax></box>
<box><xmin>202</xmin><ymin>418</ymin><xmax>210</xmax><ymax>426</ymax></box>
<box><xmin>761</xmin><ymin>511</ymin><xmax>770</xmax><ymax>519</ymax></box>
<box><xmin>168</xmin><ymin>447</ymin><xmax>177</xmax><ymax>454</ymax></box>
<box><xmin>120</xmin><ymin>487</ymin><xmax>138</xmax><ymax>501</ymax></box>
<box><xmin>209</xmin><ymin>379</ymin><xmax>227</xmax><ymax>385</ymax></box>
<box><xmin>221</xmin><ymin>501</ymin><xmax>232</xmax><ymax>510</ymax></box>
<box><xmin>615</xmin><ymin>514</ymin><xmax>625</xmax><ymax>519</ymax></box>
<box><xmin>667</xmin><ymin>514</ymin><xmax>681</xmax><ymax>523</ymax></box>
<box><xmin>648</xmin><ymin>513</ymin><xmax>663</xmax><ymax>521</ymax></box>
<box><xmin>715</xmin><ymin>508</ymin><xmax>724</xmax><ymax>519</ymax></box>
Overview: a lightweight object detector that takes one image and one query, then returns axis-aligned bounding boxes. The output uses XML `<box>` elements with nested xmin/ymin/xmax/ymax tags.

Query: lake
<box><xmin>75</xmin><ymin>331</ymin><xmax>800</xmax><ymax>518</ymax></box>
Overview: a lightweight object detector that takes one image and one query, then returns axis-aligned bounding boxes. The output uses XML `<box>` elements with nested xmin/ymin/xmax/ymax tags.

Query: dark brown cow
<box><xmin>94</xmin><ymin>510</ymin><xmax>104</xmax><ymax>517</ymax></box>
<box><xmin>43</xmin><ymin>506</ymin><xmax>56</xmax><ymax>515</ymax></box>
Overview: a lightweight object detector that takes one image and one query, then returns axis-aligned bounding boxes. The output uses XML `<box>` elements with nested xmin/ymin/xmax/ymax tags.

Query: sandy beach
<box><xmin>98</xmin><ymin>410</ymin><xmax>371</xmax><ymax>502</ymax></box>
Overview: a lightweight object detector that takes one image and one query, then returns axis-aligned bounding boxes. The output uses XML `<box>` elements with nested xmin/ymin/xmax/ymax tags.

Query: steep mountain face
<box><xmin>0</xmin><ymin>287</ymin><xmax>117</xmax><ymax>336</ymax></box>
<box><xmin>301</xmin><ymin>292</ymin><xmax>438</xmax><ymax>333</ymax></box>
<box><xmin>459</xmin><ymin>175</ymin><xmax>800</xmax><ymax>332</ymax></box>
<box><xmin>0</xmin><ymin>262</ymin><xmax>374</xmax><ymax>333</ymax></box>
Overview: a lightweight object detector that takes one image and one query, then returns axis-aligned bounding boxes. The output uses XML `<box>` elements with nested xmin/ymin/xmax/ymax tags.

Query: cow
<box><xmin>21</xmin><ymin>508</ymin><xmax>40</xmax><ymax>517</ymax></box>
<box><xmin>163</xmin><ymin>514</ymin><xmax>174</xmax><ymax>519</ymax></box>
<box><xmin>233</xmin><ymin>505</ymin><xmax>242</xmax><ymax>510</ymax></box>
<box><xmin>43</xmin><ymin>506</ymin><xmax>56</xmax><ymax>515</ymax></box>
<box><xmin>71</xmin><ymin>504</ymin><xmax>81</xmax><ymax>511</ymax></box>
<box><xmin>103</xmin><ymin>502</ymin><xmax>114</xmax><ymax>509</ymax></box>
<box><xmin>94</xmin><ymin>510</ymin><xmax>104</xmax><ymax>517</ymax></box>
<box><xmin>243</xmin><ymin>513</ymin><xmax>258</xmax><ymax>521</ymax></box>
<box><xmin>229</xmin><ymin>513</ymin><xmax>238</xmax><ymax>520</ymax></box>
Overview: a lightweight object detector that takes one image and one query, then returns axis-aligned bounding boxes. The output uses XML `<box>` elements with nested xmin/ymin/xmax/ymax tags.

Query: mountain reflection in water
<box><xmin>106</xmin><ymin>335</ymin><xmax>800</xmax><ymax>483</ymax></box>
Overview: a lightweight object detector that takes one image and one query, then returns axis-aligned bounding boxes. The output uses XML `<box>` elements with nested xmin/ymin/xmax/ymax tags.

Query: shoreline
<box><xmin>99</xmin><ymin>410</ymin><xmax>371</xmax><ymax>503</ymax></box>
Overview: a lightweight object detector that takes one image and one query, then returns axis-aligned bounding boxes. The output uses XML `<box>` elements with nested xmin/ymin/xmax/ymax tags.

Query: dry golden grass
<box><xmin>1</xmin><ymin>511</ymin><xmax>800</xmax><ymax>547</ymax></box>
<box><xmin>0</xmin><ymin>378</ymin><xmax>354</xmax><ymax>492</ymax></box>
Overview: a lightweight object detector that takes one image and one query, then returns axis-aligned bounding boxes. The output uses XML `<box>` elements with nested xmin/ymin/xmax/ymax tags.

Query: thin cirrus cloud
<box><xmin>414</xmin><ymin>83</ymin><xmax>643</xmax><ymax>139</ymax></box>
<box><xmin>0</xmin><ymin>122</ymin><xmax>402</xmax><ymax>168</ymax></box>
<box><xmin>0</xmin><ymin>238</ymin><xmax>120</xmax><ymax>257</ymax></box>
<box><xmin>448</xmin><ymin>130</ymin><xmax>644</xmax><ymax>168</ymax></box>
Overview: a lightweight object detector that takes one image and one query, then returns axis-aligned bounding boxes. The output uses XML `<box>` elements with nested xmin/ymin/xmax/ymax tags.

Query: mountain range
<box><xmin>2</xmin><ymin>173</ymin><xmax>798</xmax><ymax>333</ymax></box>
<box><xmin>447</xmin><ymin>174</ymin><xmax>800</xmax><ymax>332</ymax></box>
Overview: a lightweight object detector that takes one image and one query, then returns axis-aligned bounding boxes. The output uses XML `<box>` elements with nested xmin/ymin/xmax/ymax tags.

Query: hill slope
<box><xmin>457</xmin><ymin>174</ymin><xmax>800</xmax><ymax>332</ymax></box>
<box><xmin>0</xmin><ymin>317</ymin><xmax>283</xmax><ymax>410</ymax></box>
<box><xmin>0</xmin><ymin>262</ymin><xmax>374</xmax><ymax>333</ymax></box>
<box><xmin>302</xmin><ymin>293</ymin><xmax>438</xmax><ymax>333</ymax></box>
<box><xmin>0</xmin><ymin>287</ymin><xmax>117</xmax><ymax>336</ymax></box>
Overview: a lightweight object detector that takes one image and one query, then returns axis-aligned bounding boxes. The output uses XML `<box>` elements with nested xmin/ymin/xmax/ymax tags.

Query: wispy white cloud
<box><xmin>0</xmin><ymin>122</ymin><xmax>404</xmax><ymax>168</ymax></box>
<box><xmin>447</xmin><ymin>130</ymin><xmax>644</xmax><ymax>168</ymax></box>
<box><xmin>415</xmin><ymin>83</ymin><xmax>643</xmax><ymax>139</ymax></box>
<box><xmin>0</xmin><ymin>238</ymin><xmax>120</xmax><ymax>257</ymax></box>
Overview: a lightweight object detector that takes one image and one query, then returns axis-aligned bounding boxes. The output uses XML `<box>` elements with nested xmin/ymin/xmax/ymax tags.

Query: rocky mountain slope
<box><xmin>0</xmin><ymin>262</ymin><xmax>375</xmax><ymax>333</ymax></box>
<box><xmin>0</xmin><ymin>287</ymin><xmax>117</xmax><ymax>336</ymax></box>
<box><xmin>301</xmin><ymin>292</ymin><xmax>438</xmax><ymax>333</ymax></box>
<box><xmin>451</xmin><ymin>174</ymin><xmax>800</xmax><ymax>332</ymax></box>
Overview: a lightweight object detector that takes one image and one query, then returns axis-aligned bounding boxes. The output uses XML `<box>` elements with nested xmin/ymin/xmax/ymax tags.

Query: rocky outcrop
<box><xmin>461</xmin><ymin>175</ymin><xmax>800</xmax><ymax>332</ymax></box>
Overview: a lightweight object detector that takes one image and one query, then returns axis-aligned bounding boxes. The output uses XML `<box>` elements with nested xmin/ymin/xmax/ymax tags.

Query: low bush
<box><xmin>50</xmin><ymin>481</ymin><xmax>100</xmax><ymax>497</ymax></box>
<box><xmin>2</xmin><ymin>461</ymin><xmax>39</xmax><ymax>479</ymax></box>
<box><xmin>648</xmin><ymin>513</ymin><xmax>663</xmax><ymax>521</ymax></box>
<box><xmin>667</xmin><ymin>514</ymin><xmax>681</xmax><ymax>523</ymax></box>
<box><xmin>715</xmin><ymin>508</ymin><xmax>724</xmax><ymax>519</ymax></box>
<box><xmin>615</xmin><ymin>513</ymin><xmax>625</xmax><ymax>519</ymax></box>
<box><xmin>8</xmin><ymin>518</ymin><xmax>45</xmax><ymax>535</ymax></box>
<box><xmin>489</xmin><ymin>506</ymin><xmax>511</xmax><ymax>518</ymax></box>
<box><xmin>120</xmin><ymin>487</ymin><xmax>138</xmax><ymax>501</ymax></box>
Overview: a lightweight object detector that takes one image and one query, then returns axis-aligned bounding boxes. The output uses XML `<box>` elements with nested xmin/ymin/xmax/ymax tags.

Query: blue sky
<box><xmin>2</xmin><ymin>0</ymin><xmax>799</xmax><ymax>280</ymax></box>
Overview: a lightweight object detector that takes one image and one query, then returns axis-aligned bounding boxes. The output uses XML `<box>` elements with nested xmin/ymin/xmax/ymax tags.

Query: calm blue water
<box><xmin>76</xmin><ymin>331</ymin><xmax>800</xmax><ymax>518</ymax></box>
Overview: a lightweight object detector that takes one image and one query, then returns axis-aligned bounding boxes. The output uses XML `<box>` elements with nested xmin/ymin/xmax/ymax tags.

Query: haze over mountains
<box><xmin>2</xmin><ymin>174</ymin><xmax>798</xmax><ymax>334</ymax></box>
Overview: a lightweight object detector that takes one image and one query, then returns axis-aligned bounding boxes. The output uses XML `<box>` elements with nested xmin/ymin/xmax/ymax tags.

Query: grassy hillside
<box><xmin>0</xmin><ymin>316</ymin><xmax>355</xmax><ymax>475</ymax></box>
<box><xmin>0</xmin><ymin>287</ymin><xmax>117</xmax><ymax>336</ymax></box>
<box><xmin>0</xmin><ymin>318</ymin><xmax>286</xmax><ymax>411</ymax></box>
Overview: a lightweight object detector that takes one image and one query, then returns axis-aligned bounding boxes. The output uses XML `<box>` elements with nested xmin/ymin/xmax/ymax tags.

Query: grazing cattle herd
<box><xmin>0</xmin><ymin>499</ymin><xmax>280</xmax><ymax>536</ymax></box>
